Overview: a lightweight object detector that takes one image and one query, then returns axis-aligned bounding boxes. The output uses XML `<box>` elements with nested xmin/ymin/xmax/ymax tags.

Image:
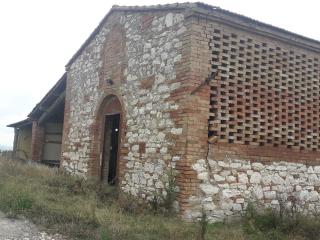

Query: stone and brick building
<box><xmin>8</xmin><ymin>3</ymin><xmax>320</xmax><ymax>222</ymax></box>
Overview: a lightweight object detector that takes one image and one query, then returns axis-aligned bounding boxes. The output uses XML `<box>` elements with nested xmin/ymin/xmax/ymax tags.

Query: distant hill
<box><xmin>0</xmin><ymin>145</ymin><xmax>12</xmax><ymax>151</ymax></box>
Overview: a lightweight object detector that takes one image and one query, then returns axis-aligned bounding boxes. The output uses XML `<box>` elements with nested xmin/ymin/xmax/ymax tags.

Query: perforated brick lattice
<box><xmin>209</xmin><ymin>28</ymin><xmax>320</xmax><ymax>151</ymax></box>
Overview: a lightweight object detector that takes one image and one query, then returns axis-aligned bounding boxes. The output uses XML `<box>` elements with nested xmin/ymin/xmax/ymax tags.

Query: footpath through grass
<box><xmin>0</xmin><ymin>158</ymin><xmax>244</xmax><ymax>240</ymax></box>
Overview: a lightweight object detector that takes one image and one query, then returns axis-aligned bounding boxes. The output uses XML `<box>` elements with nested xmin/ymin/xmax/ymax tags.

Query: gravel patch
<box><xmin>0</xmin><ymin>211</ymin><xmax>67</xmax><ymax>240</ymax></box>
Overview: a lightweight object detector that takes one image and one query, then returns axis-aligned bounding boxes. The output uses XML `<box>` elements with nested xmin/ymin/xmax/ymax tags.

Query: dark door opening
<box><xmin>101</xmin><ymin>113</ymin><xmax>120</xmax><ymax>185</ymax></box>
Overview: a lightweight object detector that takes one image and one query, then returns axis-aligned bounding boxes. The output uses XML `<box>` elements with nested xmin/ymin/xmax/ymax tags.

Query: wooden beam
<box><xmin>38</xmin><ymin>91</ymin><xmax>65</xmax><ymax>125</ymax></box>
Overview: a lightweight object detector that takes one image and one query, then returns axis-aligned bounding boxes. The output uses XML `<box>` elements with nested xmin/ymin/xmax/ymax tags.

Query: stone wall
<box><xmin>191</xmin><ymin>144</ymin><xmax>320</xmax><ymax>222</ymax></box>
<box><xmin>61</xmin><ymin>10</ymin><xmax>188</xmax><ymax>200</ymax></box>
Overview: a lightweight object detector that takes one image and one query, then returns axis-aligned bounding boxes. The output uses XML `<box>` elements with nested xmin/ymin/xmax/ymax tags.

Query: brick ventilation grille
<box><xmin>209</xmin><ymin>28</ymin><xmax>320</xmax><ymax>151</ymax></box>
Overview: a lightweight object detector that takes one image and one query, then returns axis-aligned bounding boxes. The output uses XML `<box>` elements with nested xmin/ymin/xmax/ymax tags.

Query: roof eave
<box><xmin>7</xmin><ymin>119</ymin><xmax>32</xmax><ymax>128</ymax></box>
<box><xmin>190</xmin><ymin>3</ymin><xmax>320</xmax><ymax>53</ymax></box>
<box><xmin>28</xmin><ymin>73</ymin><xmax>67</xmax><ymax>118</ymax></box>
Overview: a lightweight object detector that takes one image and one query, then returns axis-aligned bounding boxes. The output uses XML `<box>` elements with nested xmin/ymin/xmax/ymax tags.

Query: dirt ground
<box><xmin>0</xmin><ymin>211</ymin><xmax>67</xmax><ymax>240</ymax></box>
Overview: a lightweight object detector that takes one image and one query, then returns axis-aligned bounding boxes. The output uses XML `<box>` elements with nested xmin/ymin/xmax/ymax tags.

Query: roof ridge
<box><xmin>111</xmin><ymin>2</ymin><xmax>196</xmax><ymax>10</ymax></box>
<box><xmin>65</xmin><ymin>2</ymin><xmax>320</xmax><ymax>68</ymax></box>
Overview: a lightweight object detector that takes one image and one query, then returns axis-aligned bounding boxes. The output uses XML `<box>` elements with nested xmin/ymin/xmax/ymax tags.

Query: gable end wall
<box><xmin>61</xmin><ymin>9</ymin><xmax>202</xmax><ymax>217</ymax></box>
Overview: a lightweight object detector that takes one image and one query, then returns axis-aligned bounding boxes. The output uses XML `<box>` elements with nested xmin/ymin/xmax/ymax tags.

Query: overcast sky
<box><xmin>0</xmin><ymin>0</ymin><xmax>319</xmax><ymax>148</ymax></box>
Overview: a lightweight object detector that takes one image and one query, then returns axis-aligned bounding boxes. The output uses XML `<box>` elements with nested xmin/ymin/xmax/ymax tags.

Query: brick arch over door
<box><xmin>89</xmin><ymin>94</ymin><xmax>126</xmax><ymax>182</ymax></box>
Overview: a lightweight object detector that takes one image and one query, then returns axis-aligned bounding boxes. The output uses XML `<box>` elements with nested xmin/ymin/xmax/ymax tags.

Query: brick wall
<box><xmin>207</xmin><ymin>20</ymin><xmax>320</xmax><ymax>161</ymax></box>
<box><xmin>175</xmin><ymin>15</ymin><xmax>212</xmax><ymax>217</ymax></box>
<box><xmin>30</xmin><ymin>121</ymin><xmax>45</xmax><ymax>161</ymax></box>
<box><xmin>189</xmin><ymin>13</ymin><xmax>320</xmax><ymax>222</ymax></box>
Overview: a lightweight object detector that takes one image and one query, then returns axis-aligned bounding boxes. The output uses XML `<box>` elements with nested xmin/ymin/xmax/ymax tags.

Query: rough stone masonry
<box><xmin>10</xmin><ymin>3</ymin><xmax>320</xmax><ymax>223</ymax></box>
<box><xmin>62</xmin><ymin>9</ymin><xmax>187</xmax><ymax>201</ymax></box>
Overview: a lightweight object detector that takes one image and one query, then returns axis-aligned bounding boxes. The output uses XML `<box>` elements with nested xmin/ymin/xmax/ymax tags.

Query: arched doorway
<box><xmin>95</xmin><ymin>95</ymin><xmax>122</xmax><ymax>185</ymax></box>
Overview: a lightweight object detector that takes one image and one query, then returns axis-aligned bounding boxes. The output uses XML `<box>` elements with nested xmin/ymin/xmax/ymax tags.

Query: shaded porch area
<box><xmin>8</xmin><ymin>74</ymin><xmax>66</xmax><ymax>167</ymax></box>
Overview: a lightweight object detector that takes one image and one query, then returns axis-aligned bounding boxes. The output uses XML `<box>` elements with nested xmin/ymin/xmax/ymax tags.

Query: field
<box><xmin>0</xmin><ymin>157</ymin><xmax>319</xmax><ymax>240</ymax></box>
<box><xmin>0</xmin><ymin>157</ymin><xmax>245</xmax><ymax>240</ymax></box>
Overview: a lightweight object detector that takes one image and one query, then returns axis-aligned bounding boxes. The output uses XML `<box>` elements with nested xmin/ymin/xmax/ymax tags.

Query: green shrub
<box><xmin>0</xmin><ymin>184</ymin><xmax>33</xmax><ymax>217</ymax></box>
<box><xmin>196</xmin><ymin>209</ymin><xmax>208</xmax><ymax>240</ymax></box>
<box><xmin>149</xmin><ymin>167</ymin><xmax>177</xmax><ymax>215</ymax></box>
<box><xmin>160</xmin><ymin>168</ymin><xmax>177</xmax><ymax>214</ymax></box>
<box><xmin>100</xmin><ymin>230</ymin><xmax>110</xmax><ymax>240</ymax></box>
<box><xmin>243</xmin><ymin>203</ymin><xmax>280</xmax><ymax>234</ymax></box>
<box><xmin>243</xmin><ymin>202</ymin><xmax>320</xmax><ymax>240</ymax></box>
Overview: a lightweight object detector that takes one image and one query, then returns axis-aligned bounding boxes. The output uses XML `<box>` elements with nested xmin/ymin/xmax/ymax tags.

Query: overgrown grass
<box><xmin>243</xmin><ymin>202</ymin><xmax>320</xmax><ymax>240</ymax></box>
<box><xmin>0</xmin><ymin>157</ymin><xmax>245</xmax><ymax>240</ymax></box>
<box><xmin>2</xmin><ymin>157</ymin><xmax>319</xmax><ymax>240</ymax></box>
